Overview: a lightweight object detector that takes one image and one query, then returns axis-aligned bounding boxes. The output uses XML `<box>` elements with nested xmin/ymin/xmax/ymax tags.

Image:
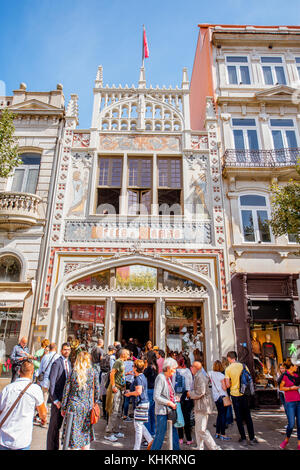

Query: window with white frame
<box><xmin>261</xmin><ymin>57</ymin><xmax>286</xmax><ymax>85</ymax></box>
<box><xmin>239</xmin><ymin>194</ymin><xmax>272</xmax><ymax>243</ymax></box>
<box><xmin>270</xmin><ymin>119</ymin><xmax>298</xmax><ymax>163</ymax></box>
<box><xmin>226</xmin><ymin>56</ymin><xmax>251</xmax><ymax>85</ymax></box>
<box><xmin>10</xmin><ymin>153</ymin><xmax>41</xmax><ymax>194</ymax></box>
<box><xmin>232</xmin><ymin>118</ymin><xmax>259</xmax><ymax>162</ymax></box>
<box><xmin>296</xmin><ymin>58</ymin><xmax>300</xmax><ymax>80</ymax></box>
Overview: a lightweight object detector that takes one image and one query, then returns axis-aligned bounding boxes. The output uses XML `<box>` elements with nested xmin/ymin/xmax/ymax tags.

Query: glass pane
<box><xmin>270</xmin><ymin>119</ymin><xmax>294</xmax><ymax>127</ymax></box>
<box><xmin>288</xmin><ymin>233</ymin><xmax>298</xmax><ymax>243</ymax></box>
<box><xmin>226</xmin><ymin>56</ymin><xmax>248</xmax><ymax>63</ymax></box>
<box><xmin>227</xmin><ymin>66</ymin><xmax>238</xmax><ymax>84</ymax></box>
<box><xmin>170</xmin><ymin>160</ymin><xmax>181</xmax><ymax>188</ymax></box>
<box><xmin>11</xmin><ymin>169</ymin><xmax>25</xmax><ymax>192</ymax></box>
<box><xmin>232</xmin><ymin>119</ymin><xmax>256</xmax><ymax>126</ymax></box>
<box><xmin>234</xmin><ymin>130</ymin><xmax>245</xmax><ymax>149</ymax></box>
<box><xmin>240</xmin><ymin>195</ymin><xmax>266</xmax><ymax>206</ymax></box>
<box><xmin>240</xmin><ymin>66</ymin><xmax>250</xmax><ymax>84</ymax></box>
<box><xmin>20</xmin><ymin>154</ymin><xmax>41</xmax><ymax>165</ymax></box>
<box><xmin>241</xmin><ymin>210</ymin><xmax>255</xmax><ymax>242</ymax></box>
<box><xmin>263</xmin><ymin>66</ymin><xmax>273</xmax><ymax>85</ymax></box>
<box><xmin>25</xmin><ymin>169</ymin><xmax>39</xmax><ymax>194</ymax></box>
<box><xmin>275</xmin><ymin>66</ymin><xmax>286</xmax><ymax>85</ymax></box>
<box><xmin>272</xmin><ymin>130</ymin><xmax>284</xmax><ymax>149</ymax></box>
<box><xmin>129</xmin><ymin>160</ymin><xmax>139</xmax><ymax>186</ymax></box>
<box><xmin>286</xmin><ymin>130</ymin><xmax>297</xmax><ymax>148</ymax></box>
<box><xmin>257</xmin><ymin>210</ymin><xmax>271</xmax><ymax>242</ymax></box>
<box><xmin>158</xmin><ymin>159</ymin><xmax>168</xmax><ymax>186</ymax></box>
<box><xmin>116</xmin><ymin>265</ymin><xmax>157</xmax><ymax>289</ymax></box>
<box><xmin>99</xmin><ymin>159</ymin><xmax>109</xmax><ymax>185</ymax></box>
<box><xmin>111</xmin><ymin>159</ymin><xmax>122</xmax><ymax>187</ymax></box>
<box><xmin>298</xmin><ymin>67</ymin><xmax>300</xmax><ymax>79</ymax></box>
<box><xmin>70</xmin><ymin>270</ymin><xmax>110</xmax><ymax>288</ymax></box>
<box><xmin>140</xmin><ymin>191</ymin><xmax>151</xmax><ymax>215</ymax></box>
<box><xmin>163</xmin><ymin>271</ymin><xmax>200</xmax><ymax>290</ymax></box>
<box><xmin>247</xmin><ymin>130</ymin><xmax>259</xmax><ymax>150</ymax></box>
<box><xmin>261</xmin><ymin>57</ymin><xmax>282</xmax><ymax>63</ymax></box>
<box><xmin>140</xmin><ymin>160</ymin><xmax>152</xmax><ymax>187</ymax></box>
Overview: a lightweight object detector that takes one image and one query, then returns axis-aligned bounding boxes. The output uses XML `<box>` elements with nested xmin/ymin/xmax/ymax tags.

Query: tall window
<box><xmin>239</xmin><ymin>195</ymin><xmax>271</xmax><ymax>243</ymax></box>
<box><xmin>261</xmin><ymin>57</ymin><xmax>286</xmax><ymax>85</ymax></box>
<box><xmin>158</xmin><ymin>158</ymin><xmax>182</xmax><ymax>215</ymax></box>
<box><xmin>97</xmin><ymin>157</ymin><xmax>122</xmax><ymax>214</ymax></box>
<box><xmin>11</xmin><ymin>154</ymin><xmax>41</xmax><ymax>194</ymax></box>
<box><xmin>128</xmin><ymin>158</ymin><xmax>152</xmax><ymax>215</ymax></box>
<box><xmin>226</xmin><ymin>56</ymin><xmax>251</xmax><ymax>85</ymax></box>
<box><xmin>232</xmin><ymin>119</ymin><xmax>259</xmax><ymax>162</ymax></box>
<box><xmin>270</xmin><ymin>119</ymin><xmax>298</xmax><ymax>163</ymax></box>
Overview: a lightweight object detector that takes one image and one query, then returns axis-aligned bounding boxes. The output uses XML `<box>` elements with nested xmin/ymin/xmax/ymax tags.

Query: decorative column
<box><xmin>120</xmin><ymin>153</ymin><xmax>128</xmax><ymax>215</ymax></box>
<box><xmin>104</xmin><ymin>297</ymin><xmax>116</xmax><ymax>351</ymax></box>
<box><xmin>155</xmin><ymin>297</ymin><xmax>166</xmax><ymax>350</ymax></box>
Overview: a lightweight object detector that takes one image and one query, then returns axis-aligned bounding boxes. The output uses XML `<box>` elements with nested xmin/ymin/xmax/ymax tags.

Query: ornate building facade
<box><xmin>190</xmin><ymin>24</ymin><xmax>300</xmax><ymax>401</ymax></box>
<box><xmin>32</xmin><ymin>66</ymin><xmax>235</xmax><ymax>369</ymax></box>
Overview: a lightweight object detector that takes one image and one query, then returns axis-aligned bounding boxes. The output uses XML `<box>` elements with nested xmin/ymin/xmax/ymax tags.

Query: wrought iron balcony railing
<box><xmin>223</xmin><ymin>148</ymin><xmax>300</xmax><ymax>169</ymax></box>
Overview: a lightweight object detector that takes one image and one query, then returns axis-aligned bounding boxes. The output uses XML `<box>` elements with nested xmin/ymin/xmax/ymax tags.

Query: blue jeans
<box><xmin>286</xmin><ymin>401</ymin><xmax>300</xmax><ymax>439</ymax></box>
<box><xmin>0</xmin><ymin>444</ymin><xmax>30</xmax><ymax>450</ymax></box>
<box><xmin>145</xmin><ymin>389</ymin><xmax>155</xmax><ymax>436</ymax></box>
<box><xmin>215</xmin><ymin>397</ymin><xmax>227</xmax><ymax>436</ymax></box>
<box><xmin>151</xmin><ymin>414</ymin><xmax>180</xmax><ymax>450</ymax></box>
<box><xmin>226</xmin><ymin>404</ymin><xmax>233</xmax><ymax>425</ymax></box>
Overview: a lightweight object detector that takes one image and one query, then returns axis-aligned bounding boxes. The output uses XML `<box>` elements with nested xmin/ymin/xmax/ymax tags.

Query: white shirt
<box><xmin>0</xmin><ymin>378</ymin><xmax>44</xmax><ymax>449</ymax></box>
<box><xmin>208</xmin><ymin>371</ymin><xmax>228</xmax><ymax>402</ymax></box>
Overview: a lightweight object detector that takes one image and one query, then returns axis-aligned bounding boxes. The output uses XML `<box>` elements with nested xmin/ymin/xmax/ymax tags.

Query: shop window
<box><xmin>10</xmin><ymin>153</ymin><xmax>41</xmax><ymax>194</ymax></box>
<box><xmin>239</xmin><ymin>194</ymin><xmax>271</xmax><ymax>243</ymax></box>
<box><xmin>116</xmin><ymin>265</ymin><xmax>157</xmax><ymax>289</ymax></box>
<box><xmin>0</xmin><ymin>309</ymin><xmax>22</xmax><ymax>377</ymax></box>
<box><xmin>248</xmin><ymin>300</ymin><xmax>293</xmax><ymax>322</ymax></box>
<box><xmin>165</xmin><ymin>305</ymin><xmax>204</xmax><ymax>362</ymax></box>
<box><xmin>0</xmin><ymin>256</ymin><xmax>21</xmax><ymax>282</ymax></box>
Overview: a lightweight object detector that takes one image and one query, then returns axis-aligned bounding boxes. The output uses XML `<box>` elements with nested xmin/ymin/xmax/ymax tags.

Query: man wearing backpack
<box><xmin>99</xmin><ymin>345</ymin><xmax>116</xmax><ymax>420</ymax></box>
<box><xmin>224</xmin><ymin>351</ymin><xmax>258</xmax><ymax>446</ymax></box>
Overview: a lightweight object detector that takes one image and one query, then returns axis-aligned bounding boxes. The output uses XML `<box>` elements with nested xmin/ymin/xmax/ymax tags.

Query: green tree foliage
<box><xmin>0</xmin><ymin>108</ymin><xmax>21</xmax><ymax>178</ymax></box>
<box><xmin>269</xmin><ymin>163</ymin><xmax>300</xmax><ymax>244</ymax></box>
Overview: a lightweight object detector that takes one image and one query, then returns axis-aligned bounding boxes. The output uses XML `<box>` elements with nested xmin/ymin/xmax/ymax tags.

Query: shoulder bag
<box><xmin>0</xmin><ymin>382</ymin><xmax>32</xmax><ymax>428</ymax></box>
<box><xmin>38</xmin><ymin>353</ymin><xmax>56</xmax><ymax>383</ymax></box>
<box><xmin>90</xmin><ymin>373</ymin><xmax>100</xmax><ymax>425</ymax></box>
<box><xmin>210</xmin><ymin>374</ymin><xmax>232</xmax><ymax>407</ymax></box>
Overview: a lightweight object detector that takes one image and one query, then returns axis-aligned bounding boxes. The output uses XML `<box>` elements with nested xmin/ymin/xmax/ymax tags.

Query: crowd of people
<box><xmin>0</xmin><ymin>335</ymin><xmax>300</xmax><ymax>451</ymax></box>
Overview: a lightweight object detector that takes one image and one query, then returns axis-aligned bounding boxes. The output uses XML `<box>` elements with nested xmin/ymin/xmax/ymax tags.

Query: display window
<box><xmin>0</xmin><ymin>309</ymin><xmax>22</xmax><ymax>378</ymax></box>
<box><xmin>165</xmin><ymin>304</ymin><xmax>204</xmax><ymax>366</ymax></box>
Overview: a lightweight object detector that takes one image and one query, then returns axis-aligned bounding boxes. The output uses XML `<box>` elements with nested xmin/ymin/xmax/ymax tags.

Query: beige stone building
<box><xmin>190</xmin><ymin>24</ymin><xmax>300</xmax><ymax>405</ymax></box>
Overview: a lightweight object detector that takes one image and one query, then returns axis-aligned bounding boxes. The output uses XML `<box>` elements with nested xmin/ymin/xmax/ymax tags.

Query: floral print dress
<box><xmin>61</xmin><ymin>367</ymin><xmax>100</xmax><ymax>449</ymax></box>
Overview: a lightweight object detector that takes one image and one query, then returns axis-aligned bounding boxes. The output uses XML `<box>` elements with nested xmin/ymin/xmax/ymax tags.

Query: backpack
<box><xmin>100</xmin><ymin>354</ymin><xmax>111</xmax><ymax>373</ymax></box>
<box><xmin>239</xmin><ymin>363</ymin><xmax>255</xmax><ymax>396</ymax></box>
<box><xmin>174</xmin><ymin>370</ymin><xmax>186</xmax><ymax>394</ymax></box>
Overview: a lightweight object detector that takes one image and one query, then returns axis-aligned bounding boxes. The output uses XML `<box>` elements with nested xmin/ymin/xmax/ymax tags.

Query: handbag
<box><xmin>167</xmin><ymin>406</ymin><xmax>177</xmax><ymax>424</ymax></box>
<box><xmin>90</xmin><ymin>374</ymin><xmax>100</xmax><ymax>425</ymax></box>
<box><xmin>174</xmin><ymin>402</ymin><xmax>185</xmax><ymax>428</ymax></box>
<box><xmin>38</xmin><ymin>353</ymin><xmax>56</xmax><ymax>383</ymax></box>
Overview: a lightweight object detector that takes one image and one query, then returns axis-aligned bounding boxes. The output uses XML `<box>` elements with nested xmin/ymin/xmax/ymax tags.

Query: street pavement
<box><xmin>29</xmin><ymin>406</ymin><xmax>298</xmax><ymax>451</ymax></box>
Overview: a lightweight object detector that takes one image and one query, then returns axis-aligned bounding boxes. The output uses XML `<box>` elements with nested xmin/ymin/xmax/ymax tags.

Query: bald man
<box><xmin>187</xmin><ymin>361</ymin><xmax>220</xmax><ymax>450</ymax></box>
<box><xmin>10</xmin><ymin>337</ymin><xmax>34</xmax><ymax>383</ymax></box>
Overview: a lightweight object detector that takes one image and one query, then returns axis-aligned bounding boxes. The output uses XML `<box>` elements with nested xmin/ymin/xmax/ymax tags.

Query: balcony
<box><xmin>223</xmin><ymin>148</ymin><xmax>300</xmax><ymax>169</ymax></box>
<box><xmin>0</xmin><ymin>192</ymin><xmax>43</xmax><ymax>231</ymax></box>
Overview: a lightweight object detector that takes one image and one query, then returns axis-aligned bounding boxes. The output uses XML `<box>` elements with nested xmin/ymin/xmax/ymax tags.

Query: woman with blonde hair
<box><xmin>61</xmin><ymin>351</ymin><xmax>100</xmax><ymax>450</ymax></box>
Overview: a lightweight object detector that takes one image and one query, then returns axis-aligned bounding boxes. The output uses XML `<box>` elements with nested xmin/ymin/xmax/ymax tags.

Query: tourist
<box><xmin>0</xmin><ymin>360</ymin><xmax>47</xmax><ymax>450</ymax></box>
<box><xmin>155</xmin><ymin>349</ymin><xmax>165</xmax><ymax>374</ymax></box>
<box><xmin>224</xmin><ymin>351</ymin><xmax>257</xmax><ymax>446</ymax></box>
<box><xmin>91</xmin><ymin>338</ymin><xmax>104</xmax><ymax>382</ymax></box>
<box><xmin>46</xmin><ymin>342</ymin><xmax>72</xmax><ymax>450</ymax></box>
<box><xmin>187</xmin><ymin>361</ymin><xmax>221</xmax><ymax>450</ymax></box>
<box><xmin>175</xmin><ymin>356</ymin><xmax>194</xmax><ymax>445</ymax></box>
<box><xmin>277</xmin><ymin>363</ymin><xmax>287</xmax><ymax>415</ymax></box>
<box><xmin>143</xmin><ymin>350</ymin><xmax>158</xmax><ymax>437</ymax></box>
<box><xmin>105</xmin><ymin>348</ymin><xmax>129</xmax><ymax>442</ymax></box>
<box><xmin>279</xmin><ymin>359</ymin><xmax>300</xmax><ymax>450</ymax></box>
<box><xmin>125</xmin><ymin>359</ymin><xmax>153</xmax><ymax>450</ymax></box>
<box><xmin>37</xmin><ymin>342</ymin><xmax>60</xmax><ymax>408</ymax></box>
<box><xmin>61</xmin><ymin>351</ymin><xmax>100</xmax><ymax>450</ymax></box>
<box><xmin>144</xmin><ymin>340</ymin><xmax>153</xmax><ymax>361</ymax></box>
<box><xmin>151</xmin><ymin>357</ymin><xmax>180</xmax><ymax>450</ymax></box>
<box><xmin>123</xmin><ymin>352</ymin><xmax>135</xmax><ymax>421</ymax></box>
<box><xmin>10</xmin><ymin>337</ymin><xmax>34</xmax><ymax>383</ymax></box>
<box><xmin>208</xmin><ymin>360</ymin><xmax>231</xmax><ymax>441</ymax></box>
<box><xmin>114</xmin><ymin>341</ymin><xmax>122</xmax><ymax>359</ymax></box>
<box><xmin>99</xmin><ymin>345</ymin><xmax>116</xmax><ymax>420</ymax></box>
<box><xmin>33</xmin><ymin>339</ymin><xmax>50</xmax><ymax>381</ymax></box>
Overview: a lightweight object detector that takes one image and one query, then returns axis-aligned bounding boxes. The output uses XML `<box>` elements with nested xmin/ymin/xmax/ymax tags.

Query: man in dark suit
<box><xmin>46</xmin><ymin>342</ymin><xmax>72</xmax><ymax>450</ymax></box>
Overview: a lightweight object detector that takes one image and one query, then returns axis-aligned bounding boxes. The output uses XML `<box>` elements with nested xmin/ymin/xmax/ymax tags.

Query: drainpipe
<box><xmin>28</xmin><ymin>115</ymin><xmax>65</xmax><ymax>348</ymax></box>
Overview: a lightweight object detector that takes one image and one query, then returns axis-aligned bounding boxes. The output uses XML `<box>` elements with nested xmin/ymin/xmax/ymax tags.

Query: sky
<box><xmin>0</xmin><ymin>0</ymin><xmax>300</xmax><ymax>128</ymax></box>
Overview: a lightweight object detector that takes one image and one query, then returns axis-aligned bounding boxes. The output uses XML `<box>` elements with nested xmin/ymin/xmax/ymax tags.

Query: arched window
<box><xmin>239</xmin><ymin>194</ymin><xmax>271</xmax><ymax>243</ymax></box>
<box><xmin>10</xmin><ymin>153</ymin><xmax>41</xmax><ymax>194</ymax></box>
<box><xmin>0</xmin><ymin>255</ymin><xmax>22</xmax><ymax>282</ymax></box>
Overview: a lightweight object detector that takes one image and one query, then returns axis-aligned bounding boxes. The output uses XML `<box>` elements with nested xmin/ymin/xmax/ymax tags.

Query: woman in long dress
<box><xmin>61</xmin><ymin>351</ymin><xmax>100</xmax><ymax>450</ymax></box>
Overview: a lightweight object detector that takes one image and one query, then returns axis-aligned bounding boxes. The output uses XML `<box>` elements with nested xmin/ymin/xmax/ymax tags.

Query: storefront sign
<box><xmin>71</xmin><ymin>304</ymin><xmax>105</xmax><ymax>324</ymax></box>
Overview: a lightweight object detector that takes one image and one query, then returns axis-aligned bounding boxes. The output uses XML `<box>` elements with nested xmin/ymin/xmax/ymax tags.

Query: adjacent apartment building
<box><xmin>190</xmin><ymin>24</ymin><xmax>300</xmax><ymax>404</ymax></box>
